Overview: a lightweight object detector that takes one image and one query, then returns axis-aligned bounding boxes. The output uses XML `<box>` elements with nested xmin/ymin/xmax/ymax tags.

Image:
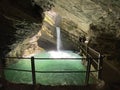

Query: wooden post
<box><xmin>31</xmin><ymin>56</ymin><xmax>36</xmax><ymax>87</ymax></box>
<box><xmin>85</xmin><ymin>57</ymin><xmax>91</xmax><ymax>85</ymax></box>
<box><xmin>98</xmin><ymin>54</ymin><xmax>104</xmax><ymax>80</ymax></box>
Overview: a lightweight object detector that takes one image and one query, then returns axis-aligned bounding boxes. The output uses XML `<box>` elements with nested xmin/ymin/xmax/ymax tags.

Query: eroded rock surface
<box><xmin>0</xmin><ymin>0</ymin><xmax>54</xmax><ymax>58</ymax></box>
<box><xmin>0</xmin><ymin>0</ymin><xmax>120</xmax><ymax>66</ymax></box>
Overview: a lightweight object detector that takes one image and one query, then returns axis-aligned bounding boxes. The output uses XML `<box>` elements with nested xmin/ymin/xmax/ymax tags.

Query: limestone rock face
<box><xmin>36</xmin><ymin>0</ymin><xmax>107</xmax><ymax>50</ymax></box>
<box><xmin>89</xmin><ymin>0</ymin><xmax>120</xmax><ymax>60</ymax></box>
<box><xmin>0</xmin><ymin>0</ymin><xmax>53</xmax><ymax>57</ymax></box>
<box><xmin>0</xmin><ymin>0</ymin><xmax>120</xmax><ymax>63</ymax></box>
<box><xmin>51</xmin><ymin>0</ymin><xmax>120</xmax><ymax>60</ymax></box>
<box><xmin>33</xmin><ymin>0</ymin><xmax>120</xmax><ymax>60</ymax></box>
<box><xmin>53</xmin><ymin>0</ymin><xmax>106</xmax><ymax>33</ymax></box>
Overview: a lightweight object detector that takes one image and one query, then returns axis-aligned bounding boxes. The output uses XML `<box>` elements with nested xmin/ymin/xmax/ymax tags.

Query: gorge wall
<box><xmin>90</xmin><ymin>0</ymin><xmax>120</xmax><ymax>60</ymax></box>
<box><xmin>53</xmin><ymin>0</ymin><xmax>120</xmax><ymax>61</ymax></box>
<box><xmin>0</xmin><ymin>0</ymin><xmax>120</xmax><ymax>64</ymax></box>
<box><xmin>0</xmin><ymin>0</ymin><xmax>54</xmax><ymax>58</ymax></box>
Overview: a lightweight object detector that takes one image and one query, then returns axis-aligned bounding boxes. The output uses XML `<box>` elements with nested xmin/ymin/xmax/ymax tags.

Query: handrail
<box><xmin>4</xmin><ymin>57</ymin><xmax>100</xmax><ymax>60</ymax></box>
<box><xmin>1</xmin><ymin>67</ymin><xmax>102</xmax><ymax>73</ymax></box>
<box><xmin>59</xmin><ymin>30</ymin><xmax>104</xmax><ymax>81</ymax></box>
<box><xmin>88</xmin><ymin>47</ymin><xmax>100</xmax><ymax>56</ymax></box>
<box><xmin>1</xmin><ymin>56</ymin><xmax>102</xmax><ymax>87</ymax></box>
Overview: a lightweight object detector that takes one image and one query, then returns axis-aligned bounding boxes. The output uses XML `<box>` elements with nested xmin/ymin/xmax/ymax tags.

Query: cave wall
<box><xmin>0</xmin><ymin>0</ymin><xmax>41</xmax><ymax>58</ymax></box>
<box><xmin>0</xmin><ymin>0</ymin><xmax>120</xmax><ymax>61</ymax></box>
<box><xmin>34</xmin><ymin>0</ymin><xmax>120</xmax><ymax>61</ymax></box>
<box><xmin>46</xmin><ymin>0</ymin><xmax>120</xmax><ymax>61</ymax></box>
<box><xmin>0</xmin><ymin>0</ymin><xmax>55</xmax><ymax>58</ymax></box>
<box><xmin>89</xmin><ymin>0</ymin><xmax>120</xmax><ymax>60</ymax></box>
<box><xmin>53</xmin><ymin>0</ymin><xmax>108</xmax><ymax>33</ymax></box>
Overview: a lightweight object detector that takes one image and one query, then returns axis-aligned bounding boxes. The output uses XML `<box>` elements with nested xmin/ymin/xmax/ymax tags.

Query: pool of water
<box><xmin>5</xmin><ymin>51</ymin><xmax>94</xmax><ymax>86</ymax></box>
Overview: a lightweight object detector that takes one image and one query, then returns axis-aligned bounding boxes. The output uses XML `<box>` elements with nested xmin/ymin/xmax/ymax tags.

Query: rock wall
<box><xmin>0</xmin><ymin>0</ymin><xmax>120</xmax><ymax>63</ymax></box>
<box><xmin>0</xmin><ymin>0</ymin><xmax>42</xmax><ymax>58</ymax></box>
<box><xmin>0</xmin><ymin>0</ymin><xmax>54</xmax><ymax>64</ymax></box>
<box><xmin>53</xmin><ymin>0</ymin><xmax>106</xmax><ymax>33</ymax></box>
<box><xmin>89</xmin><ymin>0</ymin><xmax>120</xmax><ymax>60</ymax></box>
<box><xmin>34</xmin><ymin>0</ymin><xmax>120</xmax><ymax>61</ymax></box>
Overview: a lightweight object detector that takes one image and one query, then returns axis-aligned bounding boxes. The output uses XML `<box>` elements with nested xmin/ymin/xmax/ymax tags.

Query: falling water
<box><xmin>56</xmin><ymin>27</ymin><xmax>61</xmax><ymax>51</ymax></box>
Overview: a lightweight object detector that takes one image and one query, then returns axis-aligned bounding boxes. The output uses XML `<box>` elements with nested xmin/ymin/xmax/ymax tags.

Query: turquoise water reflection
<box><xmin>5</xmin><ymin>51</ymin><xmax>94</xmax><ymax>85</ymax></box>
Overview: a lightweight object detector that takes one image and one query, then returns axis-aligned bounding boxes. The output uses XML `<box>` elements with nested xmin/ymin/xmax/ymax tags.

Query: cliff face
<box><xmin>0</xmin><ymin>0</ymin><xmax>54</xmax><ymax>58</ymax></box>
<box><xmin>0</xmin><ymin>0</ymin><xmax>120</xmax><ymax>62</ymax></box>
<box><xmin>0</xmin><ymin>0</ymin><xmax>40</xmax><ymax>57</ymax></box>
<box><xmin>89</xmin><ymin>0</ymin><xmax>120</xmax><ymax>60</ymax></box>
<box><xmin>53</xmin><ymin>0</ymin><xmax>106</xmax><ymax>32</ymax></box>
<box><xmin>52</xmin><ymin>0</ymin><xmax>120</xmax><ymax>60</ymax></box>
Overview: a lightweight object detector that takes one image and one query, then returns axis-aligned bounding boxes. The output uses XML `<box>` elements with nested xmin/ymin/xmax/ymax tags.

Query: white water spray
<box><xmin>56</xmin><ymin>27</ymin><xmax>61</xmax><ymax>51</ymax></box>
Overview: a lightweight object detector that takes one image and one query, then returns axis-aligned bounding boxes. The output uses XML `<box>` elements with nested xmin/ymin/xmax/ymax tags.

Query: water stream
<box><xmin>56</xmin><ymin>27</ymin><xmax>61</xmax><ymax>51</ymax></box>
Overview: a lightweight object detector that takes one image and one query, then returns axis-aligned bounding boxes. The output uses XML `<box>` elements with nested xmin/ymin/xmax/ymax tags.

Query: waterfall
<box><xmin>56</xmin><ymin>27</ymin><xmax>61</xmax><ymax>51</ymax></box>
